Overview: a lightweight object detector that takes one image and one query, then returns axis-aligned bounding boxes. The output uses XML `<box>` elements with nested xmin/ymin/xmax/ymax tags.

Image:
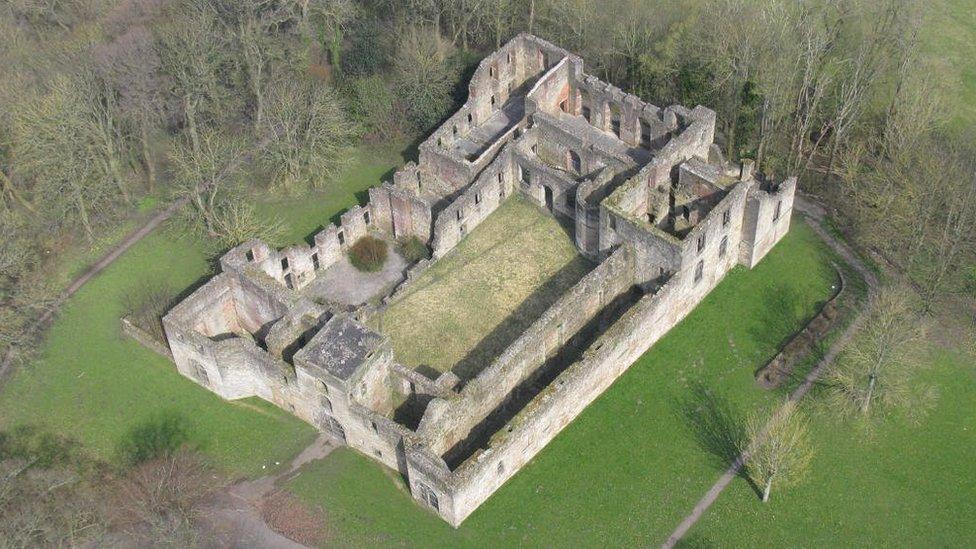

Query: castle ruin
<box><xmin>162</xmin><ymin>34</ymin><xmax>794</xmax><ymax>527</ymax></box>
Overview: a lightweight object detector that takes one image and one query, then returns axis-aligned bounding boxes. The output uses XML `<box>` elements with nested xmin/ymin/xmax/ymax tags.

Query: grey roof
<box><xmin>297</xmin><ymin>316</ymin><xmax>382</xmax><ymax>381</ymax></box>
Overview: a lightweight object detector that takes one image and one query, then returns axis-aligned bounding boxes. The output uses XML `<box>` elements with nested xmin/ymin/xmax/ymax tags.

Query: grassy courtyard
<box><xmin>287</xmin><ymin>220</ymin><xmax>851</xmax><ymax>546</ymax></box>
<box><xmin>374</xmin><ymin>195</ymin><xmax>592</xmax><ymax>380</ymax></box>
<box><xmin>0</xmin><ymin>143</ymin><xmax>404</xmax><ymax>477</ymax></box>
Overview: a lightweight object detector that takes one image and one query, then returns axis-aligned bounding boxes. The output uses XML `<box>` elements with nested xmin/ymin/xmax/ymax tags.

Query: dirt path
<box><xmin>661</xmin><ymin>195</ymin><xmax>880</xmax><ymax>548</ymax></box>
<box><xmin>0</xmin><ymin>197</ymin><xmax>191</xmax><ymax>383</ymax></box>
<box><xmin>200</xmin><ymin>435</ymin><xmax>336</xmax><ymax>548</ymax></box>
<box><xmin>0</xmin><ymin>139</ymin><xmax>267</xmax><ymax>385</ymax></box>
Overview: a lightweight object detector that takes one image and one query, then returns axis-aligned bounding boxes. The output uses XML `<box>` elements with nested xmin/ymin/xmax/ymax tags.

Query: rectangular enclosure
<box><xmin>373</xmin><ymin>195</ymin><xmax>593</xmax><ymax>382</ymax></box>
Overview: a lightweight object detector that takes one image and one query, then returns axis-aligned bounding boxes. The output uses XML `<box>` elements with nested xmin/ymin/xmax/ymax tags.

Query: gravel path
<box><xmin>200</xmin><ymin>435</ymin><xmax>336</xmax><ymax>548</ymax></box>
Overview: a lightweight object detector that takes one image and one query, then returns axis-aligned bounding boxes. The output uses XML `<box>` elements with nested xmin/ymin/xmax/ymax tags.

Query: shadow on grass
<box><xmin>677</xmin><ymin>382</ymin><xmax>746</xmax><ymax>471</ymax></box>
<box><xmin>748</xmin><ymin>282</ymin><xmax>807</xmax><ymax>355</ymax></box>
<box><xmin>675</xmin><ymin>533</ymin><xmax>715</xmax><ymax>548</ymax></box>
<box><xmin>117</xmin><ymin>410</ymin><xmax>194</xmax><ymax>466</ymax></box>
<box><xmin>451</xmin><ymin>255</ymin><xmax>595</xmax><ymax>382</ymax></box>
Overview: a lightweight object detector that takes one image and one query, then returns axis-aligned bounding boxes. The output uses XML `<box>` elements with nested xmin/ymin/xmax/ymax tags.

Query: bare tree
<box><xmin>825</xmin><ymin>286</ymin><xmax>932</xmax><ymax>418</ymax></box>
<box><xmin>214</xmin><ymin>0</ymin><xmax>293</xmax><ymax>131</ymax></box>
<box><xmin>169</xmin><ymin>129</ymin><xmax>245</xmax><ymax>235</ymax></box>
<box><xmin>260</xmin><ymin>76</ymin><xmax>354</xmax><ymax>192</ymax></box>
<box><xmin>107</xmin><ymin>447</ymin><xmax>221</xmax><ymax>545</ymax></box>
<box><xmin>10</xmin><ymin>72</ymin><xmax>130</xmax><ymax>240</ymax></box>
<box><xmin>156</xmin><ymin>1</ymin><xmax>228</xmax><ymax>156</ymax></box>
<box><xmin>743</xmin><ymin>400</ymin><xmax>814</xmax><ymax>503</ymax></box>
<box><xmin>94</xmin><ymin>25</ymin><xmax>166</xmax><ymax>191</ymax></box>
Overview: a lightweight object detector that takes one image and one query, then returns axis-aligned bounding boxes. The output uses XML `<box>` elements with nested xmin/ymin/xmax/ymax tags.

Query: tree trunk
<box><xmin>0</xmin><ymin>169</ymin><xmax>35</xmax><ymax>212</ymax></box>
<box><xmin>140</xmin><ymin>117</ymin><xmax>156</xmax><ymax>192</ymax></box>
<box><xmin>76</xmin><ymin>190</ymin><xmax>94</xmax><ymax>243</ymax></box>
<box><xmin>762</xmin><ymin>477</ymin><xmax>772</xmax><ymax>502</ymax></box>
<box><xmin>528</xmin><ymin>0</ymin><xmax>535</xmax><ymax>33</ymax></box>
<box><xmin>185</xmin><ymin>96</ymin><xmax>201</xmax><ymax>156</ymax></box>
<box><xmin>862</xmin><ymin>373</ymin><xmax>876</xmax><ymax>414</ymax></box>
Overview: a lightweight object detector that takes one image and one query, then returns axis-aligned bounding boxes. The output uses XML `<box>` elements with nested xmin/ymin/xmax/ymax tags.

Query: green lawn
<box><xmin>287</xmin><ymin>221</ymin><xmax>847</xmax><ymax>546</ymax></box>
<box><xmin>690</xmin><ymin>345</ymin><xmax>976</xmax><ymax>546</ymax></box>
<box><xmin>0</xmin><ymin>143</ymin><xmax>404</xmax><ymax>478</ymax></box>
<box><xmin>374</xmin><ymin>195</ymin><xmax>592</xmax><ymax>379</ymax></box>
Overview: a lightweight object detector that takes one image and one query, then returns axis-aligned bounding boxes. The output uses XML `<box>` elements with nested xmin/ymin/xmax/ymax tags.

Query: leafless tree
<box><xmin>824</xmin><ymin>286</ymin><xmax>933</xmax><ymax>419</ymax></box>
<box><xmin>743</xmin><ymin>400</ymin><xmax>814</xmax><ymax>503</ymax></box>
<box><xmin>107</xmin><ymin>447</ymin><xmax>221</xmax><ymax>546</ymax></box>
<box><xmin>260</xmin><ymin>76</ymin><xmax>354</xmax><ymax>192</ymax></box>
<box><xmin>94</xmin><ymin>25</ymin><xmax>166</xmax><ymax>191</ymax></box>
<box><xmin>155</xmin><ymin>1</ymin><xmax>228</xmax><ymax>156</ymax></box>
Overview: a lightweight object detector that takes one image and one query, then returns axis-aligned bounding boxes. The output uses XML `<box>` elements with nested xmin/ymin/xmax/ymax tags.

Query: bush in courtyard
<box><xmin>349</xmin><ymin>236</ymin><xmax>387</xmax><ymax>272</ymax></box>
<box><xmin>397</xmin><ymin>235</ymin><xmax>429</xmax><ymax>263</ymax></box>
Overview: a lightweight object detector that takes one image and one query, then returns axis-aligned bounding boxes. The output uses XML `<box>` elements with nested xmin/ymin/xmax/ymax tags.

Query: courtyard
<box><xmin>371</xmin><ymin>195</ymin><xmax>593</xmax><ymax>382</ymax></box>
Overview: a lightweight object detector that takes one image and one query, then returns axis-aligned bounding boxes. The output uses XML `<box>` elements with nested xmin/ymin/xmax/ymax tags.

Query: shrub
<box><xmin>345</xmin><ymin>75</ymin><xmax>400</xmax><ymax>139</ymax></box>
<box><xmin>348</xmin><ymin>236</ymin><xmax>388</xmax><ymax>272</ymax></box>
<box><xmin>397</xmin><ymin>236</ymin><xmax>429</xmax><ymax>263</ymax></box>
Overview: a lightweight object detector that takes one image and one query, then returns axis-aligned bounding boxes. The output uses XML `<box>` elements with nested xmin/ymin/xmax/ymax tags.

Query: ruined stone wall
<box><xmin>163</xmin><ymin>275</ymin><xmax>233</xmax><ymax>393</ymax></box>
<box><xmin>368</xmin><ymin>184</ymin><xmax>433</xmax><ymax>242</ymax></box>
<box><xmin>524</xmin><ymin>57</ymin><xmax>576</xmax><ymax>116</ymax></box>
<box><xmin>575</xmin><ymin>75</ymin><xmax>676</xmax><ymax>147</ymax></box>
<box><xmin>602</xmin><ymin>206</ymin><xmax>682</xmax><ymax>284</ymax></box>
<box><xmin>430</xmin><ymin>145</ymin><xmax>517</xmax><ymax>258</ymax></box>
<box><xmin>443</xmin><ymin>194</ymin><xmax>751</xmax><ymax>523</ymax></box>
<box><xmin>417</xmin><ymin>246</ymin><xmax>636</xmax><ymax>457</ymax></box>
<box><xmin>675</xmin><ymin>184</ymin><xmax>750</xmax><ymax>293</ymax></box>
<box><xmin>513</xmin><ymin>145</ymin><xmax>579</xmax><ymax>218</ymax></box>
<box><xmin>574</xmin><ymin>171</ymin><xmax>613</xmax><ymax>259</ymax></box>
<box><xmin>219</xmin><ymin>197</ymin><xmax>388</xmax><ymax>292</ymax></box>
<box><xmin>740</xmin><ymin>177</ymin><xmax>796</xmax><ymax>268</ymax></box>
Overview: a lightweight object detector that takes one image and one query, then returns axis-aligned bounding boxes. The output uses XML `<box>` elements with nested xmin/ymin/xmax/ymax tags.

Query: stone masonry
<box><xmin>161</xmin><ymin>34</ymin><xmax>795</xmax><ymax>527</ymax></box>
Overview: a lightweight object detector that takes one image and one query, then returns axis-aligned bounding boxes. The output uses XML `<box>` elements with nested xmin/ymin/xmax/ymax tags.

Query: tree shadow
<box><xmin>675</xmin><ymin>533</ymin><xmax>715</xmax><ymax>548</ymax></box>
<box><xmin>450</xmin><ymin>256</ymin><xmax>594</xmax><ymax>382</ymax></box>
<box><xmin>116</xmin><ymin>410</ymin><xmax>194</xmax><ymax>466</ymax></box>
<box><xmin>675</xmin><ymin>382</ymin><xmax>747</xmax><ymax>470</ymax></box>
<box><xmin>748</xmin><ymin>282</ymin><xmax>807</xmax><ymax>356</ymax></box>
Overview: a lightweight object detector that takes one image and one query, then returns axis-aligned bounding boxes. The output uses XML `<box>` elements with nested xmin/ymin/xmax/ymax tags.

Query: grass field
<box><xmin>288</xmin><ymin>221</ymin><xmax>849</xmax><ymax>546</ymax></box>
<box><xmin>0</xmin><ymin>143</ymin><xmax>405</xmax><ymax>477</ymax></box>
<box><xmin>374</xmin><ymin>195</ymin><xmax>592</xmax><ymax>380</ymax></box>
<box><xmin>689</xmin><ymin>346</ymin><xmax>976</xmax><ymax>547</ymax></box>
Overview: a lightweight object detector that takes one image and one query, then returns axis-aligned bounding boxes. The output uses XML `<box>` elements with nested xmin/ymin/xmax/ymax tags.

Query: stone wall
<box><xmin>120</xmin><ymin>317</ymin><xmax>173</xmax><ymax>360</ymax></box>
<box><xmin>216</xmin><ymin>195</ymin><xmax>401</xmax><ymax>293</ymax></box>
<box><xmin>368</xmin><ymin>184</ymin><xmax>434</xmax><ymax>242</ymax></box>
<box><xmin>740</xmin><ymin>177</ymin><xmax>796</xmax><ymax>268</ymax></box>
<box><xmin>417</xmin><ymin>245</ymin><xmax>636</xmax><ymax>457</ymax></box>
<box><xmin>430</xmin><ymin>144</ymin><xmax>517</xmax><ymax>257</ymax></box>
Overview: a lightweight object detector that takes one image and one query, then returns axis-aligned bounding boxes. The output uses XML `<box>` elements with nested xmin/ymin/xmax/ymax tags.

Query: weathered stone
<box><xmin>160</xmin><ymin>34</ymin><xmax>795</xmax><ymax>528</ymax></box>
